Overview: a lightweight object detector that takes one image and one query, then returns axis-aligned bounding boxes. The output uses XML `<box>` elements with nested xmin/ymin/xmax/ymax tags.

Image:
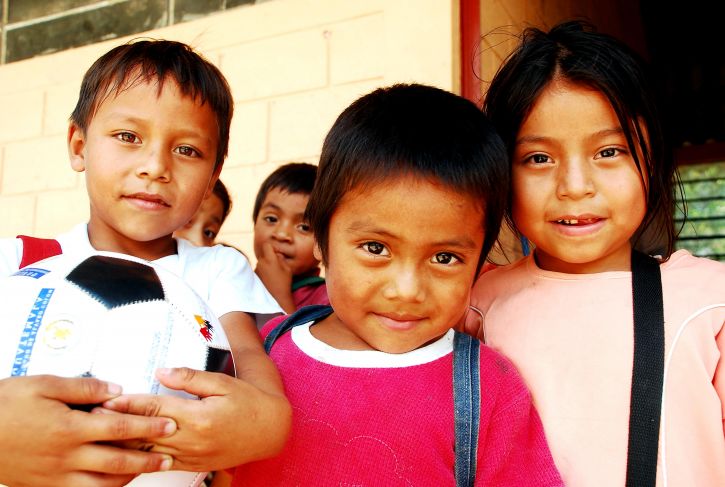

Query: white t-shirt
<box><xmin>0</xmin><ymin>223</ymin><xmax>282</xmax><ymax>324</ymax></box>
<box><xmin>0</xmin><ymin>224</ymin><xmax>283</xmax><ymax>487</ymax></box>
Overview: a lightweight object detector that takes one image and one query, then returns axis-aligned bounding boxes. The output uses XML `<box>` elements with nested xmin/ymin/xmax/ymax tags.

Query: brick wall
<box><xmin>0</xmin><ymin>0</ymin><xmax>458</xmax><ymax>263</ymax></box>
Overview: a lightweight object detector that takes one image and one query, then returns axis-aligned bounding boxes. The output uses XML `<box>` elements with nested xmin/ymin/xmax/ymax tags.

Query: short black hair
<box><xmin>306</xmin><ymin>83</ymin><xmax>508</xmax><ymax>274</ymax></box>
<box><xmin>70</xmin><ymin>38</ymin><xmax>233</xmax><ymax>170</ymax></box>
<box><xmin>252</xmin><ymin>162</ymin><xmax>317</xmax><ymax>222</ymax></box>
<box><xmin>212</xmin><ymin>179</ymin><xmax>232</xmax><ymax>224</ymax></box>
<box><xmin>484</xmin><ymin>20</ymin><xmax>683</xmax><ymax>258</ymax></box>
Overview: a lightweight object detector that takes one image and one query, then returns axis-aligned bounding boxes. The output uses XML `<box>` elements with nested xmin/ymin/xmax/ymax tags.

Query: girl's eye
<box><xmin>175</xmin><ymin>145</ymin><xmax>200</xmax><ymax>157</ymax></box>
<box><xmin>432</xmin><ymin>252</ymin><xmax>460</xmax><ymax>265</ymax></box>
<box><xmin>530</xmin><ymin>154</ymin><xmax>550</xmax><ymax>164</ymax></box>
<box><xmin>598</xmin><ymin>148</ymin><xmax>619</xmax><ymax>158</ymax></box>
<box><xmin>116</xmin><ymin>132</ymin><xmax>139</xmax><ymax>144</ymax></box>
<box><xmin>297</xmin><ymin>223</ymin><xmax>311</xmax><ymax>233</ymax></box>
<box><xmin>203</xmin><ymin>229</ymin><xmax>217</xmax><ymax>239</ymax></box>
<box><xmin>263</xmin><ymin>215</ymin><xmax>278</xmax><ymax>224</ymax></box>
<box><xmin>362</xmin><ymin>241</ymin><xmax>388</xmax><ymax>256</ymax></box>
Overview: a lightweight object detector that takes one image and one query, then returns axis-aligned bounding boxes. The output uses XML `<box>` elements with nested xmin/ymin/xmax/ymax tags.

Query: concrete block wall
<box><xmin>0</xmin><ymin>0</ymin><xmax>458</xmax><ymax>263</ymax></box>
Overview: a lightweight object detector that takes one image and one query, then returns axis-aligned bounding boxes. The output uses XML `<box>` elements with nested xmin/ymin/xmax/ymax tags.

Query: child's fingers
<box><xmin>101</xmin><ymin>392</ymin><xmax>187</xmax><ymax>420</ymax></box>
<box><xmin>274</xmin><ymin>251</ymin><xmax>291</xmax><ymax>271</ymax></box>
<box><xmin>260</xmin><ymin>242</ymin><xmax>276</xmax><ymax>262</ymax></box>
<box><xmin>262</xmin><ymin>243</ymin><xmax>291</xmax><ymax>269</ymax></box>
<box><xmin>74</xmin><ymin>407</ymin><xmax>177</xmax><ymax>442</ymax></box>
<box><xmin>34</xmin><ymin>374</ymin><xmax>123</xmax><ymax>404</ymax></box>
<box><xmin>155</xmin><ymin>367</ymin><xmax>246</xmax><ymax>398</ymax></box>
<box><xmin>73</xmin><ymin>442</ymin><xmax>174</xmax><ymax>475</ymax></box>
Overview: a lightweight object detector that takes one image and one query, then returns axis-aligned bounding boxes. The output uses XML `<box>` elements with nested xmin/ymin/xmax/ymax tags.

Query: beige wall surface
<box><xmin>0</xmin><ymin>0</ymin><xmax>458</xmax><ymax>263</ymax></box>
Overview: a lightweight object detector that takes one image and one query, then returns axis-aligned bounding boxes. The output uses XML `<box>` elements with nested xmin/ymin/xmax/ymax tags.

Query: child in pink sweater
<box><xmin>228</xmin><ymin>84</ymin><xmax>562</xmax><ymax>486</ymax></box>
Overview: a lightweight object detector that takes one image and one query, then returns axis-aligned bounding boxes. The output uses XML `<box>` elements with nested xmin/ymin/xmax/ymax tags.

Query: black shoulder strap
<box><xmin>625</xmin><ymin>249</ymin><xmax>665</xmax><ymax>487</ymax></box>
<box><xmin>453</xmin><ymin>331</ymin><xmax>480</xmax><ymax>487</ymax></box>
<box><xmin>263</xmin><ymin>305</ymin><xmax>333</xmax><ymax>353</ymax></box>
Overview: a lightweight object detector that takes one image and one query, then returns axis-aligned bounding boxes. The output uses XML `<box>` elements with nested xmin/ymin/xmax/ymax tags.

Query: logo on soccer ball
<box><xmin>194</xmin><ymin>314</ymin><xmax>213</xmax><ymax>341</ymax></box>
<box><xmin>42</xmin><ymin>318</ymin><xmax>79</xmax><ymax>350</ymax></box>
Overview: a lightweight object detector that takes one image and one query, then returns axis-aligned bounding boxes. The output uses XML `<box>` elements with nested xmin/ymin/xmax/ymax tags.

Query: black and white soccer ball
<box><xmin>0</xmin><ymin>251</ymin><xmax>235</xmax><ymax>398</ymax></box>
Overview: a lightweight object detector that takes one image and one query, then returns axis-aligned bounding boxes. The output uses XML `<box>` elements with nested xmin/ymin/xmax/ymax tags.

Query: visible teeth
<box><xmin>557</xmin><ymin>219</ymin><xmax>579</xmax><ymax>225</ymax></box>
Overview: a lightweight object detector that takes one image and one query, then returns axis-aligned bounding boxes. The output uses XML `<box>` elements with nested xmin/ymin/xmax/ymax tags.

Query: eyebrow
<box><xmin>261</xmin><ymin>202</ymin><xmax>282</xmax><ymax>212</ymax></box>
<box><xmin>347</xmin><ymin>221</ymin><xmax>480</xmax><ymax>250</ymax></box>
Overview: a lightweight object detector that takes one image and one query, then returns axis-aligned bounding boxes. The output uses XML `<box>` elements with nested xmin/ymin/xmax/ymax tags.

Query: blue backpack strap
<box><xmin>453</xmin><ymin>330</ymin><xmax>481</xmax><ymax>487</ymax></box>
<box><xmin>263</xmin><ymin>304</ymin><xmax>334</xmax><ymax>353</ymax></box>
<box><xmin>265</xmin><ymin>308</ymin><xmax>480</xmax><ymax>485</ymax></box>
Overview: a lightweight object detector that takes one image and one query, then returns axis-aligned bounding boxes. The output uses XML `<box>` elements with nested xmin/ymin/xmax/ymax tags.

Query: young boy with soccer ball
<box><xmin>0</xmin><ymin>39</ymin><xmax>289</xmax><ymax>486</ymax></box>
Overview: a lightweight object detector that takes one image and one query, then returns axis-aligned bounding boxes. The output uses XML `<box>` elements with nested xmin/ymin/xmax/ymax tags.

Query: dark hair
<box><xmin>70</xmin><ymin>38</ymin><xmax>233</xmax><ymax>170</ymax></box>
<box><xmin>483</xmin><ymin>20</ymin><xmax>683</xmax><ymax>258</ymax></box>
<box><xmin>252</xmin><ymin>162</ymin><xmax>318</xmax><ymax>222</ymax></box>
<box><xmin>212</xmin><ymin>179</ymin><xmax>232</xmax><ymax>224</ymax></box>
<box><xmin>306</xmin><ymin>83</ymin><xmax>508</xmax><ymax>273</ymax></box>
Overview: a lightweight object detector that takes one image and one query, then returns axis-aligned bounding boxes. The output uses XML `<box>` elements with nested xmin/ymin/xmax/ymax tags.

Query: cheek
<box><xmin>433</xmin><ymin>278</ymin><xmax>473</xmax><ymax>326</ymax></box>
<box><xmin>324</xmin><ymin>252</ymin><xmax>372</xmax><ymax>302</ymax></box>
<box><xmin>623</xmin><ymin>180</ymin><xmax>647</xmax><ymax>226</ymax></box>
<box><xmin>252</xmin><ymin>222</ymin><xmax>267</xmax><ymax>253</ymax></box>
<box><xmin>324</xmin><ymin>266</ymin><xmax>359</xmax><ymax>309</ymax></box>
<box><xmin>298</xmin><ymin>236</ymin><xmax>316</xmax><ymax>257</ymax></box>
<box><xmin>511</xmin><ymin>189</ymin><xmax>533</xmax><ymax>230</ymax></box>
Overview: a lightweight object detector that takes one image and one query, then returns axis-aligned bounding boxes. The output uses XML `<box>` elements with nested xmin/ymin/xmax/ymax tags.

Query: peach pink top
<box><xmin>471</xmin><ymin>250</ymin><xmax>725</xmax><ymax>486</ymax></box>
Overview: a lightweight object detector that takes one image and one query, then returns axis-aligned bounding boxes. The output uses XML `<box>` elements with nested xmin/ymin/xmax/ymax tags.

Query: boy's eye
<box><xmin>362</xmin><ymin>241</ymin><xmax>388</xmax><ymax>256</ymax></box>
<box><xmin>432</xmin><ymin>252</ymin><xmax>460</xmax><ymax>265</ymax></box>
<box><xmin>116</xmin><ymin>132</ymin><xmax>140</xmax><ymax>144</ymax></box>
<box><xmin>263</xmin><ymin>215</ymin><xmax>278</xmax><ymax>224</ymax></box>
<box><xmin>175</xmin><ymin>145</ymin><xmax>200</xmax><ymax>157</ymax></box>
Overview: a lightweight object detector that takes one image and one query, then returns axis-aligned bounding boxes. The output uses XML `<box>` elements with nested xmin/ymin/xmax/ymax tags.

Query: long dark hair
<box><xmin>484</xmin><ymin>20</ymin><xmax>683</xmax><ymax>258</ymax></box>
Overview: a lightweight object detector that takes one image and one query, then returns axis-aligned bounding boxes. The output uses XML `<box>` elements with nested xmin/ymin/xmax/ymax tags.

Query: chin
<box><xmin>373</xmin><ymin>339</ymin><xmax>422</xmax><ymax>355</ymax></box>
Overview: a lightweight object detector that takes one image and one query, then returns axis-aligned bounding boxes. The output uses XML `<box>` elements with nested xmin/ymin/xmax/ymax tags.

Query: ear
<box><xmin>68</xmin><ymin>123</ymin><xmax>87</xmax><ymax>173</ymax></box>
<box><xmin>313</xmin><ymin>241</ymin><xmax>323</xmax><ymax>262</ymax></box>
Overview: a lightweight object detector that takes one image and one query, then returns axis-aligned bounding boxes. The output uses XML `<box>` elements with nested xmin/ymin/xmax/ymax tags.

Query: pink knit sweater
<box><xmin>232</xmin><ymin>318</ymin><xmax>562</xmax><ymax>486</ymax></box>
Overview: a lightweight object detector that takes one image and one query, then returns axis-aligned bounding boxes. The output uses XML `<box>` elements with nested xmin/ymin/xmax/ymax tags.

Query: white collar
<box><xmin>290</xmin><ymin>323</ymin><xmax>454</xmax><ymax>368</ymax></box>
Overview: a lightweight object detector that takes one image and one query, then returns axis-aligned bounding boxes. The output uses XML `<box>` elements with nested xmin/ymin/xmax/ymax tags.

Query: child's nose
<box><xmin>382</xmin><ymin>264</ymin><xmax>425</xmax><ymax>303</ymax></box>
<box><xmin>136</xmin><ymin>149</ymin><xmax>171</xmax><ymax>182</ymax></box>
<box><xmin>272</xmin><ymin>222</ymin><xmax>293</xmax><ymax>242</ymax></box>
<box><xmin>556</xmin><ymin>158</ymin><xmax>595</xmax><ymax>199</ymax></box>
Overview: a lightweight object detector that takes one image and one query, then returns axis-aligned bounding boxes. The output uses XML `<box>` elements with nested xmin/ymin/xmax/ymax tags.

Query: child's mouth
<box><xmin>375</xmin><ymin>312</ymin><xmax>424</xmax><ymax>331</ymax></box>
<box><xmin>272</xmin><ymin>248</ymin><xmax>293</xmax><ymax>260</ymax></box>
<box><xmin>124</xmin><ymin>193</ymin><xmax>170</xmax><ymax>209</ymax></box>
<box><xmin>555</xmin><ymin>218</ymin><xmax>599</xmax><ymax>226</ymax></box>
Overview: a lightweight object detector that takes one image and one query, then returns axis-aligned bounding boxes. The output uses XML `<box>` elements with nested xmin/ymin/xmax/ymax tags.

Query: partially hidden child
<box><xmin>252</xmin><ymin>163</ymin><xmax>329</xmax><ymax>314</ymax></box>
<box><xmin>229</xmin><ymin>84</ymin><xmax>563</xmax><ymax>486</ymax></box>
<box><xmin>174</xmin><ymin>178</ymin><xmax>232</xmax><ymax>247</ymax></box>
<box><xmin>0</xmin><ymin>40</ymin><xmax>289</xmax><ymax>487</ymax></box>
<box><xmin>466</xmin><ymin>20</ymin><xmax>725</xmax><ymax>486</ymax></box>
